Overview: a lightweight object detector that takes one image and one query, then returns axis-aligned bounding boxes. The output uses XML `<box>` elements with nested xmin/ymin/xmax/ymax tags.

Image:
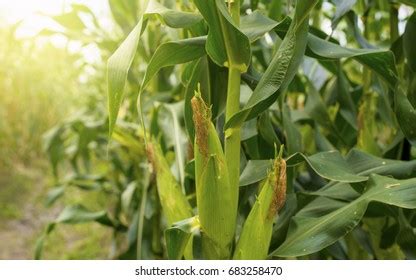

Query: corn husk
<box><xmin>147</xmin><ymin>139</ymin><xmax>193</xmax><ymax>259</ymax></box>
<box><xmin>192</xmin><ymin>93</ymin><xmax>237</xmax><ymax>259</ymax></box>
<box><xmin>233</xmin><ymin>148</ymin><xmax>287</xmax><ymax>260</ymax></box>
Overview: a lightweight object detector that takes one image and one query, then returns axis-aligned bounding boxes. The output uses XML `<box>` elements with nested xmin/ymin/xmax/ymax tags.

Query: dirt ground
<box><xmin>0</xmin><ymin>166</ymin><xmax>50</xmax><ymax>259</ymax></box>
<box><xmin>0</xmin><ymin>164</ymin><xmax>111</xmax><ymax>259</ymax></box>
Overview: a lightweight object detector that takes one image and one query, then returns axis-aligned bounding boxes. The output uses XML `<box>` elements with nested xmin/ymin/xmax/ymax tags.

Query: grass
<box><xmin>0</xmin><ymin>159</ymin><xmax>113</xmax><ymax>259</ymax></box>
<box><xmin>0</xmin><ymin>171</ymin><xmax>28</xmax><ymax>221</ymax></box>
<box><xmin>0</xmin><ymin>26</ymin><xmax>111</xmax><ymax>259</ymax></box>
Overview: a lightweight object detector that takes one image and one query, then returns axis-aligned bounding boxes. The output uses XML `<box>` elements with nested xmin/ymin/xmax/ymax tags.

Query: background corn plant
<box><xmin>39</xmin><ymin>0</ymin><xmax>416</xmax><ymax>260</ymax></box>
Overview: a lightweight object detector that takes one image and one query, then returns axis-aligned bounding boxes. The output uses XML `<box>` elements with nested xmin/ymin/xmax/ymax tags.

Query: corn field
<box><xmin>11</xmin><ymin>0</ymin><xmax>415</xmax><ymax>260</ymax></box>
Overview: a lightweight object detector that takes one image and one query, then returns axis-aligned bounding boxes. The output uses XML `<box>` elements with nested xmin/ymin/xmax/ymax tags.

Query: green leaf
<box><xmin>273</xmin><ymin>174</ymin><xmax>416</xmax><ymax>257</ymax></box>
<box><xmin>121</xmin><ymin>182</ymin><xmax>137</xmax><ymax>214</ymax></box>
<box><xmin>225</xmin><ymin>0</ymin><xmax>319</xmax><ymax>129</ymax></box>
<box><xmin>269</xmin><ymin>0</ymin><xmax>284</xmax><ymax>21</ymax></box>
<box><xmin>287</xmin><ymin>151</ymin><xmax>367</xmax><ymax>183</ymax></box>
<box><xmin>52</xmin><ymin>11</ymin><xmax>86</xmax><ymax>31</ymax></box>
<box><xmin>107</xmin><ymin>0</ymin><xmax>203</xmax><ymax>135</ymax></box>
<box><xmin>239</xmin><ymin>150</ymin><xmax>367</xmax><ymax>187</ymax></box>
<box><xmin>282</xmin><ymin>105</ymin><xmax>303</xmax><ymax>155</ymax></box>
<box><xmin>165</xmin><ymin>216</ymin><xmax>200</xmax><ymax>260</ymax></box>
<box><xmin>345</xmin><ymin>149</ymin><xmax>416</xmax><ymax>178</ymax></box>
<box><xmin>34</xmin><ymin>223</ymin><xmax>56</xmax><ymax>260</ymax></box>
<box><xmin>184</xmin><ymin>59</ymin><xmax>206</xmax><ymax>140</ymax></box>
<box><xmin>311</xmin><ymin>149</ymin><xmax>416</xmax><ymax>200</ymax></box>
<box><xmin>43</xmin><ymin>126</ymin><xmax>65</xmax><ymax>178</ymax></box>
<box><xmin>45</xmin><ymin>185</ymin><xmax>66</xmax><ymax>207</ymax></box>
<box><xmin>335</xmin><ymin>68</ymin><xmax>358</xmax><ymax>130</ymax></box>
<box><xmin>107</xmin><ymin>18</ymin><xmax>145</xmax><ymax>136</ymax></box>
<box><xmin>307</xmin><ymin>35</ymin><xmax>398</xmax><ymax>89</ymax></box>
<box><xmin>404</xmin><ymin>12</ymin><xmax>416</xmax><ymax>72</ymax></box>
<box><xmin>397</xmin><ymin>0</ymin><xmax>416</xmax><ymax>7</ymax></box>
<box><xmin>141</xmin><ymin>37</ymin><xmax>206</xmax><ymax>93</ymax></box>
<box><xmin>145</xmin><ymin>0</ymin><xmax>202</xmax><ymax>28</ymax></box>
<box><xmin>148</xmin><ymin>139</ymin><xmax>194</xmax><ymax>259</ymax></box>
<box><xmin>34</xmin><ymin>205</ymin><xmax>118</xmax><ymax>259</ymax></box>
<box><xmin>296</xmin><ymin>196</ymin><xmax>349</xmax><ymax>218</ymax></box>
<box><xmin>240</xmin><ymin>160</ymin><xmax>272</xmax><ymax>186</ymax></box>
<box><xmin>158</xmin><ymin>102</ymin><xmax>188</xmax><ymax>188</ymax></box>
<box><xmin>55</xmin><ymin>204</ymin><xmax>114</xmax><ymax>226</ymax></box>
<box><xmin>240</xmin><ymin>11</ymin><xmax>279</xmax><ymax>42</ymax></box>
<box><xmin>148</xmin><ymin>139</ymin><xmax>193</xmax><ymax>226</ymax></box>
<box><xmin>108</xmin><ymin>0</ymin><xmax>139</xmax><ymax>31</ymax></box>
<box><xmin>394</xmin><ymin>90</ymin><xmax>416</xmax><ymax>146</ymax></box>
<box><xmin>308</xmin><ymin>182</ymin><xmax>360</xmax><ymax>201</ymax></box>
<box><xmin>331</xmin><ymin>0</ymin><xmax>357</xmax><ymax>29</ymax></box>
<box><xmin>304</xmin><ymin>81</ymin><xmax>338</xmax><ymax>133</ymax></box>
<box><xmin>192</xmin><ymin>0</ymin><xmax>251</xmax><ymax>71</ymax></box>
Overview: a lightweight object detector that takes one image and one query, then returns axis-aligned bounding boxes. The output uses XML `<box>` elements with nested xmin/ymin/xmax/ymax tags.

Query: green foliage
<box><xmin>0</xmin><ymin>27</ymin><xmax>83</xmax><ymax>168</ymax></box>
<box><xmin>39</xmin><ymin>0</ymin><xmax>416</xmax><ymax>260</ymax></box>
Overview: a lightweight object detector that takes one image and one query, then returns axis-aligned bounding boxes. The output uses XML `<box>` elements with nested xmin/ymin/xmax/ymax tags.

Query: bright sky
<box><xmin>0</xmin><ymin>0</ymin><xmax>412</xmax><ymax>45</ymax></box>
<box><xmin>0</xmin><ymin>0</ymin><xmax>112</xmax><ymax>36</ymax></box>
<box><xmin>0</xmin><ymin>0</ymin><xmax>113</xmax><ymax>64</ymax></box>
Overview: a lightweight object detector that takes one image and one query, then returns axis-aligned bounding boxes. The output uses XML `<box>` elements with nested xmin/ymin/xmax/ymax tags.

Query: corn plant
<box><xmin>40</xmin><ymin>0</ymin><xmax>416</xmax><ymax>260</ymax></box>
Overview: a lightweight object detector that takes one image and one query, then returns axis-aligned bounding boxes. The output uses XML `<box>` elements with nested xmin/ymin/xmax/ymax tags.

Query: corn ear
<box><xmin>146</xmin><ymin>139</ymin><xmax>193</xmax><ymax>259</ymax></box>
<box><xmin>233</xmin><ymin>147</ymin><xmax>287</xmax><ymax>260</ymax></box>
<box><xmin>192</xmin><ymin>93</ymin><xmax>237</xmax><ymax>259</ymax></box>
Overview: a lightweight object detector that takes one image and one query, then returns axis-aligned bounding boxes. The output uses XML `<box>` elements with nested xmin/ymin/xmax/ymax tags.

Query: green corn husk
<box><xmin>233</xmin><ymin>147</ymin><xmax>287</xmax><ymax>260</ymax></box>
<box><xmin>192</xmin><ymin>93</ymin><xmax>238</xmax><ymax>259</ymax></box>
<box><xmin>146</xmin><ymin>139</ymin><xmax>194</xmax><ymax>259</ymax></box>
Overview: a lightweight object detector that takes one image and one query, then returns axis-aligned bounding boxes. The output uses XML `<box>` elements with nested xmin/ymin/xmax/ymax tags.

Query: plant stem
<box><xmin>225</xmin><ymin>66</ymin><xmax>241</xmax><ymax>195</ymax></box>
<box><xmin>137</xmin><ymin>183</ymin><xmax>148</xmax><ymax>259</ymax></box>
<box><xmin>224</xmin><ymin>1</ymin><xmax>241</xmax><ymax>250</ymax></box>
<box><xmin>390</xmin><ymin>4</ymin><xmax>399</xmax><ymax>44</ymax></box>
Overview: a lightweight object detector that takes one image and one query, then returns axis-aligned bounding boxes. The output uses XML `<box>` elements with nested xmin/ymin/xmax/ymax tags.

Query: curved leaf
<box><xmin>193</xmin><ymin>0</ymin><xmax>251</xmax><ymax>71</ymax></box>
<box><xmin>34</xmin><ymin>204</ymin><xmax>119</xmax><ymax>259</ymax></box>
<box><xmin>397</xmin><ymin>0</ymin><xmax>416</xmax><ymax>7</ymax></box>
<box><xmin>307</xmin><ymin>35</ymin><xmax>398</xmax><ymax>89</ymax></box>
<box><xmin>107</xmin><ymin>0</ymin><xmax>203</xmax><ymax>135</ymax></box>
<box><xmin>158</xmin><ymin>102</ymin><xmax>188</xmax><ymax>189</ymax></box>
<box><xmin>240</xmin><ymin>160</ymin><xmax>272</xmax><ymax>186</ymax></box>
<box><xmin>310</xmin><ymin>149</ymin><xmax>416</xmax><ymax>199</ymax></box>
<box><xmin>165</xmin><ymin>216</ymin><xmax>200</xmax><ymax>260</ymax></box>
<box><xmin>273</xmin><ymin>174</ymin><xmax>416</xmax><ymax>257</ymax></box>
<box><xmin>55</xmin><ymin>204</ymin><xmax>114</xmax><ymax>225</ymax></box>
<box><xmin>147</xmin><ymin>139</ymin><xmax>193</xmax><ymax>226</ymax></box>
<box><xmin>239</xmin><ymin>150</ymin><xmax>367</xmax><ymax>187</ymax></box>
<box><xmin>331</xmin><ymin>0</ymin><xmax>357</xmax><ymax>29</ymax></box>
<box><xmin>240</xmin><ymin>11</ymin><xmax>279</xmax><ymax>42</ymax></box>
<box><xmin>225</xmin><ymin>0</ymin><xmax>319</xmax><ymax>129</ymax></box>
<box><xmin>108</xmin><ymin>18</ymin><xmax>145</xmax><ymax>136</ymax></box>
<box><xmin>147</xmin><ymin>139</ymin><xmax>194</xmax><ymax>259</ymax></box>
<box><xmin>404</xmin><ymin>12</ymin><xmax>416</xmax><ymax>72</ymax></box>
<box><xmin>141</xmin><ymin>37</ymin><xmax>206</xmax><ymax>92</ymax></box>
<box><xmin>394</xmin><ymin>89</ymin><xmax>416</xmax><ymax>146</ymax></box>
<box><xmin>345</xmin><ymin>149</ymin><xmax>416</xmax><ymax>177</ymax></box>
<box><xmin>145</xmin><ymin>0</ymin><xmax>202</xmax><ymax>28</ymax></box>
<box><xmin>288</xmin><ymin>151</ymin><xmax>367</xmax><ymax>183</ymax></box>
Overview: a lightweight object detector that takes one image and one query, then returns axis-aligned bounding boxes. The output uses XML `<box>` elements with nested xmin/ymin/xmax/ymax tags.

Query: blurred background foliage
<box><xmin>1</xmin><ymin>0</ymin><xmax>416</xmax><ymax>259</ymax></box>
<box><xmin>0</xmin><ymin>1</ymin><xmax>112</xmax><ymax>259</ymax></box>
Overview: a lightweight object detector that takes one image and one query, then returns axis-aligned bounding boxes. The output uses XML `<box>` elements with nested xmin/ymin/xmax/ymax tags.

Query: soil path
<box><xmin>0</xmin><ymin>166</ymin><xmax>57</xmax><ymax>259</ymax></box>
